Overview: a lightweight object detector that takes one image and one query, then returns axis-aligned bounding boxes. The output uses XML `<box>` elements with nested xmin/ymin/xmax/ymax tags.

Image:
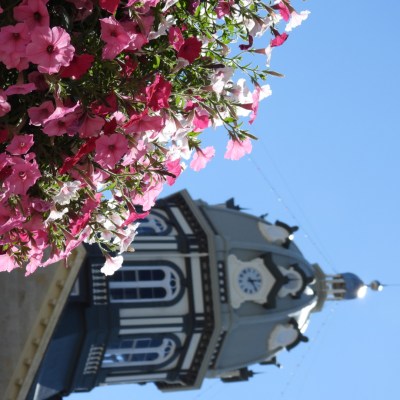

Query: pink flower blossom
<box><xmin>178</xmin><ymin>37</ymin><xmax>202</xmax><ymax>63</ymax></box>
<box><xmin>6</xmin><ymin>134</ymin><xmax>34</xmax><ymax>155</ymax></box>
<box><xmin>100</xmin><ymin>17</ymin><xmax>131</xmax><ymax>60</ymax></box>
<box><xmin>77</xmin><ymin>113</ymin><xmax>104</xmax><ymax>138</ymax></box>
<box><xmin>131</xmin><ymin>178</ymin><xmax>163</xmax><ymax>211</ymax></box>
<box><xmin>224</xmin><ymin>138</ymin><xmax>252</xmax><ymax>160</ymax></box>
<box><xmin>121</xmin><ymin>20</ymin><xmax>149</xmax><ymax>52</ymax></box>
<box><xmin>59</xmin><ymin>137</ymin><xmax>97</xmax><ymax>174</ymax></box>
<box><xmin>94</xmin><ymin>133</ymin><xmax>129</xmax><ymax>169</ymax></box>
<box><xmin>0</xmin><ymin>23</ymin><xmax>30</xmax><ymax>70</ymax></box>
<box><xmin>190</xmin><ymin>146</ymin><xmax>215</xmax><ymax>171</ymax></box>
<box><xmin>0</xmin><ymin>200</ymin><xmax>26</xmax><ymax>235</ymax></box>
<box><xmin>169</xmin><ymin>27</ymin><xmax>184</xmax><ymax>51</ymax></box>
<box><xmin>26</xmin><ymin>26</ymin><xmax>75</xmax><ymax>74</ymax></box>
<box><xmin>249</xmin><ymin>85</ymin><xmax>261</xmax><ymax>125</ymax></box>
<box><xmin>14</xmin><ymin>0</ymin><xmax>50</xmax><ymax>30</ymax></box>
<box><xmin>124</xmin><ymin>112</ymin><xmax>165</xmax><ymax>135</ymax></box>
<box><xmin>215</xmin><ymin>0</ymin><xmax>233</xmax><ymax>18</ymax></box>
<box><xmin>272</xmin><ymin>1</ymin><xmax>291</xmax><ymax>22</ymax></box>
<box><xmin>192</xmin><ymin>108</ymin><xmax>210</xmax><ymax>131</ymax></box>
<box><xmin>42</xmin><ymin>102</ymin><xmax>81</xmax><ymax>136</ymax></box>
<box><xmin>28</xmin><ymin>71</ymin><xmax>49</xmax><ymax>91</ymax></box>
<box><xmin>5</xmin><ymin>83</ymin><xmax>36</xmax><ymax>96</ymax></box>
<box><xmin>99</xmin><ymin>0</ymin><xmax>120</xmax><ymax>14</ymax></box>
<box><xmin>4</xmin><ymin>157</ymin><xmax>41</xmax><ymax>196</ymax></box>
<box><xmin>0</xmin><ymin>253</ymin><xmax>19</xmax><ymax>272</ymax></box>
<box><xmin>146</xmin><ymin>74</ymin><xmax>172</xmax><ymax>111</ymax></box>
<box><xmin>28</xmin><ymin>101</ymin><xmax>55</xmax><ymax>126</ymax></box>
<box><xmin>43</xmin><ymin>111</ymin><xmax>80</xmax><ymax>136</ymax></box>
<box><xmin>0</xmin><ymin>91</ymin><xmax>11</xmax><ymax>117</ymax></box>
<box><xmin>165</xmin><ymin>158</ymin><xmax>182</xmax><ymax>185</ymax></box>
<box><xmin>270</xmin><ymin>32</ymin><xmax>289</xmax><ymax>47</ymax></box>
<box><xmin>59</xmin><ymin>53</ymin><xmax>94</xmax><ymax>79</ymax></box>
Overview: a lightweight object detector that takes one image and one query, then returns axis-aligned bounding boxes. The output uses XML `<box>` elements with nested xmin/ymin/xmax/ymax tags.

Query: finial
<box><xmin>369</xmin><ymin>280</ymin><xmax>384</xmax><ymax>292</ymax></box>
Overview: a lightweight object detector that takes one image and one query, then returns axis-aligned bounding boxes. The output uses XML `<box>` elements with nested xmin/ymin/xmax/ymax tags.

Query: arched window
<box><xmin>137</xmin><ymin>212</ymin><xmax>172</xmax><ymax>236</ymax></box>
<box><xmin>102</xmin><ymin>337</ymin><xmax>177</xmax><ymax>368</ymax></box>
<box><xmin>108</xmin><ymin>265</ymin><xmax>181</xmax><ymax>304</ymax></box>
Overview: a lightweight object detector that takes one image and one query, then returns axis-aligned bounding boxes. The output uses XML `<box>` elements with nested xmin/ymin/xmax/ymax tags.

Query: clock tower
<box><xmin>1</xmin><ymin>190</ymin><xmax>379</xmax><ymax>400</ymax></box>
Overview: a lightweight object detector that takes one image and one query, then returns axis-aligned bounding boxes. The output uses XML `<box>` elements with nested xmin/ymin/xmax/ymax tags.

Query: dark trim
<box><xmin>262</xmin><ymin>253</ymin><xmax>286</xmax><ymax>309</ymax></box>
<box><xmin>286</xmin><ymin>318</ymin><xmax>309</xmax><ymax>351</ymax></box>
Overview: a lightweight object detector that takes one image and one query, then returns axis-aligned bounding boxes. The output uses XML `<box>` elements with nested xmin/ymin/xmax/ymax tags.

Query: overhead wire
<box><xmin>247</xmin><ymin>149</ymin><xmax>338</xmax><ymax>274</ymax></box>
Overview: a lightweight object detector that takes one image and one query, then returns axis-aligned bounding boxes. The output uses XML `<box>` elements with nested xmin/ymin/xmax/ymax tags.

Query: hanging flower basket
<box><xmin>0</xmin><ymin>0</ymin><xmax>309</xmax><ymax>275</ymax></box>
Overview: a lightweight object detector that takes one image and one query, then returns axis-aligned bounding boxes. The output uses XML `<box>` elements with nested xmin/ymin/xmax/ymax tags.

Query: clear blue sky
<box><xmin>70</xmin><ymin>1</ymin><xmax>400</xmax><ymax>399</ymax></box>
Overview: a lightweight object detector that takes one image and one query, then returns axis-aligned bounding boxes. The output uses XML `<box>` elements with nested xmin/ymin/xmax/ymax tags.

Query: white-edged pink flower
<box><xmin>0</xmin><ymin>253</ymin><xmax>20</xmax><ymax>273</ymax></box>
<box><xmin>26</xmin><ymin>26</ymin><xmax>75</xmax><ymax>74</ymax></box>
<box><xmin>285</xmin><ymin>10</ymin><xmax>311</xmax><ymax>32</ymax></box>
<box><xmin>101</xmin><ymin>254</ymin><xmax>124</xmax><ymax>276</ymax></box>
<box><xmin>190</xmin><ymin>146</ymin><xmax>215</xmax><ymax>171</ymax></box>
<box><xmin>224</xmin><ymin>138</ymin><xmax>252</xmax><ymax>160</ymax></box>
<box><xmin>53</xmin><ymin>181</ymin><xmax>81</xmax><ymax>205</ymax></box>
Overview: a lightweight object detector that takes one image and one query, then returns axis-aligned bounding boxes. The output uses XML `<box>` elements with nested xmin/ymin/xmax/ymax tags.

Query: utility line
<box><xmin>247</xmin><ymin>153</ymin><xmax>338</xmax><ymax>274</ymax></box>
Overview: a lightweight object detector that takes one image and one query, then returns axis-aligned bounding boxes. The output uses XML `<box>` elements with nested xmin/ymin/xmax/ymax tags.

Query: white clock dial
<box><xmin>237</xmin><ymin>267</ymin><xmax>263</xmax><ymax>294</ymax></box>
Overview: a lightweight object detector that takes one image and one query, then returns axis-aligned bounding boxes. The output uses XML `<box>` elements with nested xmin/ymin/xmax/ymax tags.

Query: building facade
<box><xmin>25</xmin><ymin>190</ymin><xmax>370</xmax><ymax>399</ymax></box>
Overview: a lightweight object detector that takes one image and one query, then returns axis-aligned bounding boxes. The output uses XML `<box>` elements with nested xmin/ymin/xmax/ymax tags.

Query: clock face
<box><xmin>237</xmin><ymin>267</ymin><xmax>263</xmax><ymax>294</ymax></box>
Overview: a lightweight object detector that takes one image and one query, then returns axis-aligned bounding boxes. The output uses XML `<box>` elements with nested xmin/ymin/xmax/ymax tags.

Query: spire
<box><xmin>312</xmin><ymin>264</ymin><xmax>381</xmax><ymax>311</ymax></box>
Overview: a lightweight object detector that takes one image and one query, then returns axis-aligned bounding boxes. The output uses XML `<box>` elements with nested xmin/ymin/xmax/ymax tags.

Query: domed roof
<box><xmin>341</xmin><ymin>273</ymin><xmax>366</xmax><ymax>299</ymax></box>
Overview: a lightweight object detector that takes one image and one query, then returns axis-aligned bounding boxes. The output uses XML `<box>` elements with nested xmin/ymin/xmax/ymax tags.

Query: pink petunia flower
<box><xmin>43</xmin><ymin>112</ymin><xmax>80</xmax><ymax>136</ymax></box>
<box><xmin>59</xmin><ymin>53</ymin><xmax>94</xmax><ymax>79</ymax></box>
<box><xmin>4</xmin><ymin>157</ymin><xmax>41</xmax><ymax>196</ymax></box>
<box><xmin>5</xmin><ymin>83</ymin><xmax>36</xmax><ymax>96</ymax></box>
<box><xmin>272</xmin><ymin>1</ymin><xmax>291</xmax><ymax>22</ymax></box>
<box><xmin>224</xmin><ymin>138</ymin><xmax>252</xmax><ymax>160</ymax></box>
<box><xmin>94</xmin><ymin>133</ymin><xmax>129</xmax><ymax>169</ymax></box>
<box><xmin>6</xmin><ymin>134</ymin><xmax>34</xmax><ymax>155</ymax></box>
<box><xmin>77</xmin><ymin>113</ymin><xmax>105</xmax><ymax>138</ymax></box>
<box><xmin>192</xmin><ymin>108</ymin><xmax>210</xmax><ymax>131</ymax></box>
<box><xmin>190</xmin><ymin>146</ymin><xmax>215</xmax><ymax>171</ymax></box>
<box><xmin>146</xmin><ymin>74</ymin><xmax>172</xmax><ymax>111</ymax></box>
<box><xmin>0</xmin><ymin>253</ymin><xmax>20</xmax><ymax>273</ymax></box>
<box><xmin>26</xmin><ymin>26</ymin><xmax>75</xmax><ymax>74</ymax></box>
<box><xmin>0</xmin><ymin>23</ymin><xmax>30</xmax><ymax>70</ymax></box>
<box><xmin>99</xmin><ymin>0</ymin><xmax>120</xmax><ymax>14</ymax></box>
<box><xmin>215</xmin><ymin>0</ymin><xmax>233</xmax><ymax>18</ymax></box>
<box><xmin>14</xmin><ymin>0</ymin><xmax>50</xmax><ymax>30</ymax></box>
<box><xmin>168</xmin><ymin>27</ymin><xmax>184</xmax><ymax>51</ymax></box>
<box><xmin>100</xmin><ymin>17</ymin><xmax>131</xmax><ymax>60</ymax></box>
<box><xmin>0</xmin><ymin>91</ymin><xmax>11</xmax><ymax>117</ymax></box>
<box><xmin>177</xmin><ymin>37</ymin><xmax>202</xmax><ymax>63</ymax></box>
<box><xmin>42</xmin><ymin>102</ymin><xmax>81</xmax><ymax>136</ymax></box>
<box><xmin>165</xmin><ymin>158</ymin><xmax>182</xmax><ymax>185</ymax></box>
<box><xmin>28</xmin><ymin>101</ymin><xmax>55</xmax><ymax>126</ymax></box>
<box><xmin>270</xmin><ymin>32</ymin><xmax>289</xmax><ymax>47</ymax></box>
